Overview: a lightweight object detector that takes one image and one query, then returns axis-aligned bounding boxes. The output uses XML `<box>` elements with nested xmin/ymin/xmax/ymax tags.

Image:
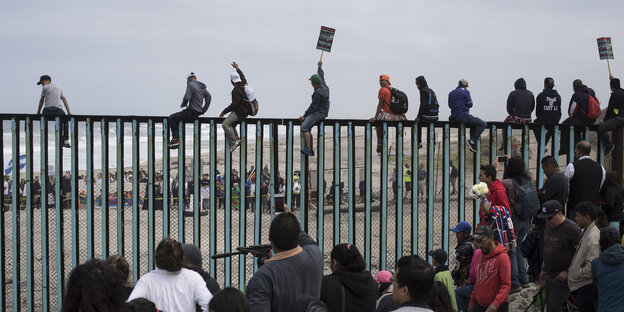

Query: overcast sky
<box><xmin>1</xmin><ymin>1</ymin><xmax>622</xmax><ymax>121</ymax></box>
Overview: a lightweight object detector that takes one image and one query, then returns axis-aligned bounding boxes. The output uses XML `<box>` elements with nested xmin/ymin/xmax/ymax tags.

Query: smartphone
<box><xmin>274</xmin><ymin>194</ymin><xmax>285</xmax><ymax>212</ymax></box>
<box><xmin>497</xmin><ymin>156</ymin><xmax>507</xmax><ymax>162</ymax></box>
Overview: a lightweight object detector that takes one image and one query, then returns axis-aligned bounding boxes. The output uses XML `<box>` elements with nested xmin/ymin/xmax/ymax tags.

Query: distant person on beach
<box><xmin>220</xmin><ymin>62</ymin><xmax>253</xmax><ymax>153</ymax></box>
<box><xmin>449</xmin><ymin>161</ymin><xmax>458</xmax><ymax>195</ymax></box>
<box><xmin>559</xmin><ymin>79</ymin><xmax>598</xmax><ymax>154</ymax></box>
<box><xmin>370</xmin><ymin>74</ymin><xmax>406</xmax><ymax>154</ymax></box>
<box><xmin>403</xmin><ymin>164</ymin><xmax>412</xmax><ymax>199</ymax></box>
<box><xmin>448</xmin><ymin>79</ymin><xmax>486</xmax><ymax>153</ymax></box>
<box><xmin>597</xmin><ymin>77</ymin><xmax>624</xmax><ymax>156</ymax></box>
<box><xmin>417</xmin><ymin>164</ymin><xmax>426</xmax><ymax>199</ymax></box>
<box><xmin>299</xmin><ymin>61</ymin><xmax>329</xmax><ymax>157</ymax></box>
<box><xmin>168</xmin><ymin>72</ymin><xmax>211</xmax><ymax>149</ymax></box>
<box><xmin>501</xmin><ymin>78</ymin><xmax>534</xmax><ymax>151</ymax></box>
<box><xmin>415</xmin><ymin>76</ymin><xmax>439</xmax><ymax>149</ymax></box>
<box><xmin>36</xmin><ymin>75</ymin><xmax>72</xmax><ymax>148</ymax></box>
<box><xmin>533</xmin><ymin>77</ymin><xmax>561</xmax><ymax>149</ymax></box>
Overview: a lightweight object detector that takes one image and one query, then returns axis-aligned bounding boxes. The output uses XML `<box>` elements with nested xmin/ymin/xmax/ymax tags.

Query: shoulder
<box><xmin>379</xmin><ymin>86</ymin><xmax>391</xmax><ymax>96</ymax></box>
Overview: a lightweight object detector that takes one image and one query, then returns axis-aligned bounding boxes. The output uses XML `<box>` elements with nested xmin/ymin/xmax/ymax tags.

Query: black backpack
<box><xmin>385</xmin><ymin>86</ymin><xmax>408</xmax><ymax>114</ymax></box>
<box><xmin>511</xmin><ymin>178</ymin><xmax>540</xmax><ymax>219</ymax></box>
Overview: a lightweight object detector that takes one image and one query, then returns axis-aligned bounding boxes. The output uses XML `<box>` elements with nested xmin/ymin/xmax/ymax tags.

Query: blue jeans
<box><xmin>451</xmin><ymin>114</ymin><xmax>486</xmax><ymax>143</ymax></box>
<box><xmin>169</xmin><ymin>109</ymin><xmax>201</xmax><ymax>140</ymax></box>
<box><xmin>301</xmin><ymin>111</ymin><xmax>326</xmax><ymax>132</ymax></box>
<box><xmin>511</xmin><ymin>217</ymin><xmax>529</xmax><ymax>288</ymax></box>
<box><xmin>455</xmin><ymin>284</ymin><xmax>474</xmax><ymax>312</ymax></box>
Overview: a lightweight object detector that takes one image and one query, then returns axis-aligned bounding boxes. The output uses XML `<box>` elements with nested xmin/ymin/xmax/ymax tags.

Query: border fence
<box><xmin>0</xmin><ymin>113</ymin><xmax>614</xmax><ymax>311</ymax></box>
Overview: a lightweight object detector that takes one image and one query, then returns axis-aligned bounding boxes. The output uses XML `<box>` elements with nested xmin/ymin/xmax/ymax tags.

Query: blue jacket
<box><xmin>448</xmin><ymin>87</ymin><xmax>473</xmax><ymax>119</ymax></box>
<box><xmin>304</xmin><ymin>67</ymin><xmax>330</xmax><ymax>117</ymax></box>
<box><xmin>592</xmin><ymin>244</ymin><xmax>624</xmax><ymax>311</ymax></box>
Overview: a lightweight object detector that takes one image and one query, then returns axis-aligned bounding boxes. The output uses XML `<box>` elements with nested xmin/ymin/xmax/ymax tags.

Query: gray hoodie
<box><xmin>182</xmin><ymin>80</ymin><xmax>211</xmax><ymax>114</ymax></box>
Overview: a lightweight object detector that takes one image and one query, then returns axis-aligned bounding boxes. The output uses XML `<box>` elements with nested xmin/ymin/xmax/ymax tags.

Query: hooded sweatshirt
<box><xmin>469</xmin><ymin>243</ymin><xmax>511</xmax><ymax>309</ymax></box>
<box><xmin>506</xmin><ymin>78</ymin><xmax>535</xmax><ymax>119</ymax></box>
<box><xmin>416</xmin><ymin>76</ymin><xmax>439</xmax><ymax>119</ymax></box>
<box><xmin>605</xmin><ymin>87</ymin><xmax>624</xmax><ymax>120</ymax></box>
<box><xmin>320</xmin><ymin>269</ymin><xmax>378</xmax><ymax>312</ymax></box>
<box><xmin>478</xmin><ymin>179</ymin><xmax>511</xmax><ymax>227</ymax></box>
<box><xmin>591</xmin><ymin>244</ymin><xmax>624</xmax><ymax>311</ymax></box>
<box><xmin>448</xmin><ymin>86</ymin><xmax>473</xmax><ymax>119</ymax></box>
<box><xmin>568</xmin><ymin>85</ymin><xmax>597</xmax><ymax>124</ymax></box>
<box><xmin>220</xmin><ymin>68</ymin><xmax>249</xmax><ymax>118</ymax></box>
<box><xmin>535</xmin><ymin>89</ymin><xmax>562</xmax><ymax>124</ymax></box>
<box><xmin>182</xmin><ymin>80</ymin><xmax>211</xmax><ymax>114</ymax></box>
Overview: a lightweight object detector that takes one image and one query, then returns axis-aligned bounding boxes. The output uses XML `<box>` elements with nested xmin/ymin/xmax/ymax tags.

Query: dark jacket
<box><xmin>220</xmin><ymin>68</ymin><xmax>249</xmax><ymax>118</ymax></box>
<box><xmin>448</xmin><ymin>87</ymin><xmax>473</xmax><ymax>120</ymax></box>
<box><xmin>605</xmin><ymin>87</ymin><xmax>624</xmax><ymax>120</ymax></box>
<box><xmin>304</xmin><ymin>66</ymin><xmax>330</xmax><ymax>117</ymax></box>
<box><xmin>320</xmin><ymin>270</ymin><xmax>378</xmax><ymax>312</ymax></box>
<box><xmin>592</xmin><ymin>244</ymin><xmax>624</xmax><ymax>312</ymax></box>
<box><xmin>451</xmin><ymin>237</ymin><xmax>475</xmax><ymax>286</ymax></box>
<box><xmin>506</xmin><ymin>78</ymin><xmax>535</xmax><ymax>119</ymax></box>
<box><xmin>182</xmin><ymin>80</ymin><xmax>212</xmax><ymax>114</ymax></box>
<box><xmin>535</xmin><ymin>89</ymin><xmax>562</xmax><ymax>124</ymax></box>
<box><xmin>416</xmin><ymin>76</ymin><xmax>439</xmax><ymax>119</ymax></box>
<box><xmin>601</xmin><ymin>185</ymin><xmax>624</xmax><ymax>222</ymax></box>
<box><xmin>568</xmin><ymin>85</ymin><xmax>597</xmax><ymax>124</ymax></box>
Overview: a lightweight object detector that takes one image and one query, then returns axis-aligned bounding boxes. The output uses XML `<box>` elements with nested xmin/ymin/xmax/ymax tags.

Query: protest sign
<box><xmin>316</xmin><ymin>26</ymin><xmax>335</xmax><ymax>53</ymax></box>
<box><xmin>597</xmin><ymin>37</ymin><xmax>615</xmax><ymax>77</ymax></box>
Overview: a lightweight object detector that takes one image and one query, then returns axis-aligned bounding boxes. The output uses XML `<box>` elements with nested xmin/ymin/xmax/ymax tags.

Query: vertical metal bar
<box><xmin>0</xmin><ymin>121</ymin><xmax>4</xmax><ymax>310</ymax></box>
<box><xmin>364</xmin><ymin>123</ymin><xmax>372</xmax><ymax>270</ymax></box>
<box><xmin>347</xmin><ymin>122</ymin><xmax>355</xmax><ymax>245</ymax></box>
<box><xmin>269</xmin><ymin>124</ymin><xmax>276</xmax><ymax>213</ymax></box>
<box><xmin>39</xmin><ymin>117</ymin><xmax>49</xmax><ymax>311</ymax></box>
<box><xmin>380</xmin><ymin>122</ymin><xmax>388</xmax><ymax>270</ymax></box>
<box><xmin>178</xmin><ymin>123</ymin><xmax>186</xmax><ymax>243</ymax></box>
<box><xmin>286</xmin><ymin>121</ymin><xmax>293</xmax><ymax>209</ymax></box>
<box><xmin>395</xmin><ymin>122</ymin><xmax>404</xmax><ymax>261</ymax></box>
<box><xmin>442</xmin><ymin>124</ymin><xmax>450</xmax><ymax>252</ymax></box>
<box><xmin>597</xmin><ymin>126</ymin><xmax>605</xmax><ymax>165</ymax></box>
<box><xmin>411</xmin><ymin>125</ymin><xmax>418</xmax><ymax>256</ymax></box>
<box><xmin>193</xmin><ymin>120</ymin><xmax>201</xmax><ymax>245</ymax></box>
<box><xmin>116</xmin><ymin>119</ymin><xmax>125</xmax><ymax>256</ymax></box>
<box><xmin>25</xmin><ymin>117</ymin><xmax>34</xmax><ymax>311</ymax></box>
<box><xmin>148</xmin><ymin>120</ymin><xmax>155</xmax><ymax>271</ymax></box>
<box><xmin>101</xmin><ymin>120</ymin><xmax>109</xmax><ymax>259</ymax></box>
<box><xmin>54</xmin><ymin>117</ymin><xmax>65</xmax><ymax>307</ymax></box>
<box><xmin>132</xmin><ymin>119</ymin><xmax>140</xmax><ymax>282</ymax></box>
<box><xmin>162</xmin><ymin>119</ymin><xmax>170</xmax><ymax>238</ymax></box>
<box><xmin>86</xmin><ymin>118</ymin><xmax>94</xmax><ymax>260</ymax></box>
<box><xmin>552</xmin><ymin>125</ymin><xmax>560</xmax><ymax>157</ymax></box>
<box><xmin>568</xmin><ymin>125</ymin><xmax>575</xmax><ymax>164</ymax></box>
<box><xmin>70</xmin><ymin>117</ymin><xmax>79</xmax><ymax>268</ymax></box>
<box><xmin>491</xmin><ymin>125</ymin><xmax>498</xmax><ymax>163</ymax></box>
<box><xmin>523</xmin><ymin>125</ymin><xmax>530</xmax><ymax>168</ymax></box>
<box><xmin>238</xmin><ymin>122</ymin><xmax>247</xmax><ymax>289</ymax></box>
<box><xmin>473</xmin><ymin>134</ymin><xmax>481</xmax><ymax>228</ymax></box>
<box><xmin>333</xmin><ymin>122</ymin><xmax>340</xmax><ymax>246</ymax></box>
<box><xmin>537</xmin><ymin>125</ymin><xmax>546</xmax><ymax>188</ymax></box>
<box><xmin>316</xmin><ymin>122</ymin><xmax>325</xmax><ymax>254</ymax></box>
<box><xmin>504</xmin><ymin>124</ymin><xmax>511</xmax><ymax>156</ymax></box>
<box><xmin>299</xmin><ymin>129</ymin><xmax>308</xmax><ymax>232</ymax></box>
<box><xmin>11</xmin><ymin>117</ymin><xmax>21</xmax><ymax>311</ymax></box>
<box><xmin>209</xmin><ymin>121</ymin><xmax>217</xmax><ymax>277</ymax></box>
<box><xmin>254</xmin><ymin>122</ymin><xmax>263</xmax><ymax>272</ymax></box>
<box><xmin>224</xmin><ymin>128</ymin><xmax>232</xmax><ymax>287</ymax></box>
<box><xmin>458</xmin><ymin>125</ymin><xmax>466</xmax><ymax>223</ymax></box>
<box><xmin>426</xmin><ymin>123</ymin><xmax>435</xmax><ymax>259</ymax></box>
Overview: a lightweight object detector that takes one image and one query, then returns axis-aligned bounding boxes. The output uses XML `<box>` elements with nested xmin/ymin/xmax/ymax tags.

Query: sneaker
<box><xmin>62</xmin><ymin>140</ymin><xmax>71</xmax><ymax>148</ymax></box>
<box><xmin>509</xmin><ymin>287</ymin><xmax>522</xmax><ymax>294</ymax></box>
<box><xmin>301</xmin><ymin>147</ymin><xmax>315</xmax><ymax>157</ymax></box>
<box><xmin>230</xmin><ymin>140</ymin><xmax>241</xmax><ymax>153</ymax></box>
<box><xmin>466</xmin><ymin>138</ymin><xmax>477</xmax><ymax>152</ymax></box>
<box><xmin>418</xmin><ymin>143</ymin><xmax>423</xmax><ymax>149</ymax></box>
<box><xmin>521</xmin><ymin>283</ymin><xmax>530</xmax><ymax>289</ymax></box>
<box><xmin>605</xmin><ymin>144</ymin><xmax>615</xmax><ymax>156</ymax></box>
<box><xmin>168</xmin><ymin>139</ymin><xmax>179</xmax><ymax>149</ymax></box>
<box><xmin>376</xmin><ymin>143</ymin><xmax>382</xmax><ymax>154</ymax></box>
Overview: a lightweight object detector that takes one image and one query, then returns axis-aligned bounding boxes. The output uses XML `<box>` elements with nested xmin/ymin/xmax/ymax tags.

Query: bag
<box><xmin>511</xmin><ymin>178</ymin><xmax>540</xmax><ymax>219</ymax></box>
<box><xmin>586</xmin><ymin>95</ymin><xmax>601</xmax><ymax>119</ymax></box>
<box><xmin>244</xmin><ymin>85</ymin><xmax>259</xmax><ymax>116</ymax></box>
<box><xmin>385</xmin><ymin>86</ymin><xmax>408</xmax><ymax>114</ymax></box>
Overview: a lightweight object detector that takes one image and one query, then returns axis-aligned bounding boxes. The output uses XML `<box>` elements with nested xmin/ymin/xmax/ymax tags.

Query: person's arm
<box><xmin>61</xmin><ymin>96</ymin><xmax>71</xmax><ymax>115</ymax></box>
<box><xmin>232</xmin><ymin>62</ymin><xmax>248</xmax><ymax>85</ymax></box>
<box><xmin>317</xmin><ymin>62</ymin><xmax>325</xmax><ymax>84</ymax></box>
<box><xmin>577</xmin><ymin>241</ymin><xmax>601</xmax><ymax>281</ymax></box>
<box><xmin>601</xmin><ymin>165</ymin><xmax>606</xmax><ymax>189</ymax></box>
<box><xmin>126</xmin><ymin>277</ymin><xmax>148</xmax><ymax>302</ymax></box>
<box><xmin>220</xmin><ymin>104</ymin><xmax>234</xmax><ymax>118</ymax></box>
<box><xmin>182</xmin><ymin>84</ymin><xmax>192</xmax><ymax>107</ymax></box>
<box><xmin>535</xmin><ymin>94</ymin><xmax>543</xmax><ymax>119</ymax></box>
<box><xmin>246</xmin><ymin>272</ymin><xmax>272</xmax><ymax>312</ymax></box>
<box><xmin>506</xmin><ymin>93</ymin><xmax>514</xmax><ymax>116</ymax></box>
<box><xmin>492</xmin><ymin>253</ymin><xmax>511</xmax><ymax>309</ymax></box>
<box><xmin>37</xmin><ymin>96</ymin><xmax>44</xmax><ymax>114</ymax></box>
<box><xmin>417</xmin><ymin>91</ymin><xmax>427</xmax><ymax>119</ymax></box>
<box><xmin>194</xmin><ymin>273</ymin><xmax>213</xmax><ymax>312</ymax></box>
<box><xmin>564</xmin><ymin>163</ymin><xmax>575</xmax><ymax>180</ymax></box>
<box><xmin>464</xmin><ymin>91</ymin><xmax>473</xmax><ymax>109</ymax></box>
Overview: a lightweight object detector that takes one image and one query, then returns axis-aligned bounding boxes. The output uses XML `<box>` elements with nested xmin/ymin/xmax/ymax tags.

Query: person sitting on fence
<box><xmin>62</xmin><ymin>259</ymin><xmax>127</xmax><ymax>312</ymax></box>
<box><xmin>598</xmin><ymin>77</ymin><xmax>624</xmax><ymax>157</ymax></box>
<box><xmin>391</xmin><ymin>254</ymin><xmax>435</xmax><ymax>311</ymax></box>
<box><xmin>370</xmin><ymin>74</ymin><xmax>406</xmax><ymax>154</ymax></box>
<box><xmin>533</xmin><ymin>77</ymin><xmax>562</xmax><ymax>149</ymax></box>
<box><xmin>209</xmin><ymin>287</ymin><xmax>251</xmax><ymax>312</ymax></box>
<box><xmin>106</xmin><ymin>255</ymin><xmax>134</xmax><ymax>300</ymax></box>
<box><xmin>36</xmin><ymin>74</ymin><xmax>72</xmax><ymax>148</ymax></box>
<box><xmin>320</xmin><ymin>243</ymin><xmax>378</xmax><ymax>312</ymax></box>
<box><xmin>246</xmin><ymin>205</ymin><xmax>323</xmax><ymax>312</ymax></box>
<box><xmin>299</xmin><ymin>61</ymin><xmax>330</xmax><ymax>157</ymax></box>
<box><xmin>168</xmin><ymin>72</ymin><xmax>211</xmax><ymax>149</ymax></box>
<box><xmin>448</xmin><ymin>79</ymin><xmax>487</xmax><ymax>153</ymax></box>
<box><xmin>428</xmin><ymin>249</ymin><xmax>457</xmax><ymax>311</ymax></box>
<box><xmin>415</xmin><ymin>75</ymin><xmax>439</xmax><ymax>149</ymax></box>
<box><xmin>182</xmin><ymin>243</ymin><xmax>221</xmax><ymax>296</ymax></box>
<box><xmin>501</xmin><ymin>78</ymin><xmax>534</xmax><ymax>152</ymax></box>
<box><xmin>559</xmin><ymin>79</ymin><xmax>598</xmax><ymax>154</ymax></box>
<box><xmin>128</xmin><ymin>238</ymin><xmax>213</xmax><ymax>312</ymax></box>
<box><xmin>220</xmin><ymin>62</ymin><xmax>252</xmax><ymax>153</ymax></box>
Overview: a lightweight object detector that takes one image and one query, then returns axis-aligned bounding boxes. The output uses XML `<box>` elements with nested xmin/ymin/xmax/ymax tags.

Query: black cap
<box><xmin>544</xmin><ymin>77</ymin><xmax>555</xmax><ymax>89</ymax></box>
<box><xmin>473</xmin><ymin>225</ymin><xmax>494</xmax><ymax>240</ymax></box>
<box><xmin>537</xmin><ymin>200</ymin><xmax>562</xmax><ymax>219</ymax></box>
<box><xmin>428</xmin><ymin>249</ymin><xmax>448</xmax><ymax>264</ymax></box>
<box><xmin>37</xmin><ymin>75</ymin><xmax>51</xmax><ymax>85</ymax></box>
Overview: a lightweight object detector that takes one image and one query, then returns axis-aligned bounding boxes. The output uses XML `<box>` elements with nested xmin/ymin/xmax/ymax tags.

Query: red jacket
<box><xmin>469</xmin><ymin>242</ymin><xmax>511</xmax><ymax>309</ymax></box>
<box><xmin>479</xmin><ymin>179</ymin><xmax>511</xmax><ymax>226</ymax></box>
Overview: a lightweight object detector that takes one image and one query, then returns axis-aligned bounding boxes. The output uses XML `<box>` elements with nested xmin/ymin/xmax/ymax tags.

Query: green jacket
<box><xmin>434</xmin><ymin>266</ymin><xmax>457</xmax><ymax>312</ymax></box>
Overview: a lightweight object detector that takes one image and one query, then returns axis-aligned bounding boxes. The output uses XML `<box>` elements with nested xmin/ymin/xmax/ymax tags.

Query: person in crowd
<box><xmin>469</xmin><ymin>225</ymin><xmax>511</xmax><ymax>312</ymax></box>
<box><xmin>456</xmin><ymin>241</ymin><xmax>480</xmax><ymax>312</ymax></box>
<box><xmin>450</xmin><ymin>221</ymin><xmax>474</xmax><ymax>288</ymax></box>
<box><xmin>403</xmin><ymin>164</ymin><xmax>412</xmax><ymax>199</ymax></box>
<box><xmin>448</xmin><ymin>79</ymin><xmax>487</xmax><ymax>153</ymax></box>
<box><xmin>415</xmin><ymin>75</ymin><xmax>439</xmax><ymax>149</ymax></box>
<box><xmin>564</xmin><ymin>140</ymin><xmax>606</xmax><ymax>219</ymax></box>
<box><xmin>246</xmin><ymin>207</ymin><xmax>323</xmax><ymax>312</ymax></box>
<box><xmin>128</xmin><ymin>238</ymin><xmax>213</xmax><ymax>311</ymax></box>
<box><xmin>209</xmin><ymin>287</ymin><xmax>250</xmax><ymax>312</ymax></box>
<box><xmin>122</xmin><ymin>298</ymin><xmax>157</xmax><ymax>312</ymax></box>
<box><xmin>36</xmin><ymin>75</ymin><xmax>72</xmax><ymax>148</ymax></box>
<box><xmin>168</xmin><ymin>72</ymin><xmax>211</xmax><ymax>149</ymax></box>
<box><xmin>597</xmin><ymin>78</ymin><xmax>624</xmax><ymax>155</ymax></box>
<box><xmin>538</xmin><ymin>156</ymin><xmax>568</xmax><ymax>208</ymax></box>
<box><xmin>599</xmin><ymin>171</ymin><xmax>624</xmax><ymax>232</ymax></box>
<box><xmin>567</xmin><ymin>202</ymin><xmax>601</xmax><ymax>312</ymax></box>
<box><xmin>374</xmin><ymin>270</ymin><xmax>394</xmax><ymax>312</ymax></box>
<box><xmin>293</xmin><ymin>175</ymin><xmax>301</xmax><ymax>210</ymax></box>
<box><xmin>182</xmin><ymin>243</ymin><xmax>221</xmax><ymax>296</ymax></box>
<box><xmin>106</xmin><ymin>255</ymin><xmax>133</xmax><ymax>300</ymax></box>
<box><xmin>450</xmin><ymin>161</ymin><xmax>458</xmax><ymax>195</ymax></box>
<box><xmin>501</xmin><ymin>78</ymin><xmax>534</xmax><ymax>151</ymax></box>
<box><xmin>62</xmin><ymin>259</ymin><xmax>126</xmax><ymax>312</ymax></box>
<box><xmin>560</xmin><ymin>79</ymin><xmax>598</xmax><ymax>154</ymax></box>
<box><xmin>299</xmin><ymin>61</ymin><xmax>330</xmax><ymax>157</ymax></box>
<box><xmin>370</xmin><ymin>74</ymin><xmax>406</xmax><ymax>154</ymax></box>
<box><xmin>477</xmin><ymin>165</ymin><xmax>510</xmax><ymax>227</ymax></box>
<box><xmin>391</xmin><ymin>255</ymin><xmax>435</xmax><ymax>311</ymax></box>
<box><xmin>428</xmin><ymin>249</ymin><xmax>457</xmax><ymax>311</ymax></box>
<box><xmin>392</xmin><ymin>168</ymin><xmax>398</xmax><ymax>201</ymax></box>
<box><xmin>295</xmin><ymin>295</ymin><xmax>330</xmax><ymax>312</ymax></box>
<box><xmin>537</xmin><ymin>200</ymin><xmax>582</xmax><ymax>312</ymax></box>
<box><xmin>427</xmin><ymin>281</ymin><xmax>455</xmax><ymax>312</ymax></box>
<box><xmin>533</xmin><ymin>77</ymin><xmax>562</xmax><ymax>148</ymax></box>
<box><xmin>591</xmin><ymin>226</ymin><xmax>624</xmax><ymax>311</ymax></box>
<box><xmin>320</xmin><ymin>244</ymin><xmax>377</xmax><ymax>312</ymax></box>
<box><xmin>220</xmin><ymin>62</ymin><xmax>251</xmax><ymax>153</ymax></box>
<box><xmin>417</xmin><ymin>164</ymin><xmax>426</xmax><ymax>199</ymax></box>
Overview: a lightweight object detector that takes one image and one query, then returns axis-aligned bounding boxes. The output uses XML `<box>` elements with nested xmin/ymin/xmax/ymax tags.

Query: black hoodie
<box><xmin>506</xmin><ymin>78</ymin><xmax>535</xmax><ymax>119</ymax></box>
<box><xmin>535</xmin><ymin>88</ymin><xmax>562</xmax><ymax>124</ymax></box>
<box><xmin>320</xmin><ymin>270</ymin><xmax>378</xmax><ymax>312</ymax></box>
<box><xmin>416</xmin><ymin>76</ymin><xmax>439</xmax><ymax>119</ymax></box>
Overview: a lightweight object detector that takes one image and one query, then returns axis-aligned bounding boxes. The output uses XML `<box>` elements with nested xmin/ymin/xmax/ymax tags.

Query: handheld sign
<box><xmin>316</xmin><ymin>26</ymin><xmax>335</xmax><ymax>61</ymax></box>
<box><xmin>597</xmin><ymin>37</ymin><xmax>614</xmax><ymax>77</ymax></box>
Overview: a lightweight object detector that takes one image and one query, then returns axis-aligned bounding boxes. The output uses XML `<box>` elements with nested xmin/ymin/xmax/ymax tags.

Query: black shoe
<box><xmin>466</xmin><ymin>138</ymin><xmax>477</xmax><ymax>152</ymax></box>
<box><xmin>418</xmin><ymin>143</ymin><xmax>423</xmax><ymax>149</ymax></box>
<box><xmin>376</xmin><ymin>143</ymin><xmax>382</xmax><ymax>154</ymax></box>
<box><xmin>168</xmin><ymin>139</ymin><xmax>180</xmax><ymax>149</ymax></box>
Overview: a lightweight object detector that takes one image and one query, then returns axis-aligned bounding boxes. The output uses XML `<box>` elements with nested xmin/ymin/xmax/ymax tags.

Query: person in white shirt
<box><xmin>36</xmin><ymin>75</ymin><xmax>72</xmax><ymax>148</ymax></box>
<box><xmin>127</xmin><ymin>238</ymin><xmax>213</xmax><ymax>311</ymax></box>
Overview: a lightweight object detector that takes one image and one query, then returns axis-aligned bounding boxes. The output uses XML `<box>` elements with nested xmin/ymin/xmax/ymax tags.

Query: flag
<box><xmin>5</xmin><ymin>155</ymin><xmax>26</xmax><ymax>175</ymax></box>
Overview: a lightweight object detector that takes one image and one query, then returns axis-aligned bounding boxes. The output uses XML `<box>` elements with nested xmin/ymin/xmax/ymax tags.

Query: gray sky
<box><xmin>1</xmin><ymin>0</ymin><xmax>622</xmax><ymax>121</ymax></box>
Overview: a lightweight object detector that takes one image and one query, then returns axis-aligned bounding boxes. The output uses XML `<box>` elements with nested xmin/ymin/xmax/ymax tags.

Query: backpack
<box><xmin>511</xmin><ymin>178</ymin><xmax>540</xmax><ymax>219</ymax></box>
<box><xmin>385</xmin><ymin>86</ymin><xmax>408</xmax><ymax>114</ymax></box>
<box><xmin>244</xmin><ymin>85</ymin><xmax>259</xmax><ymax>116</ymax></box>
<box><xmin>586</xmin><ymin>95</ymin><xmax>601</xmax><ymax>119</ymax></box>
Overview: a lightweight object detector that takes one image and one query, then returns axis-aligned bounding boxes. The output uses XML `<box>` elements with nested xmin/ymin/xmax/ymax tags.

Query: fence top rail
<box><xmin>0</xmin><ymin>113</ymin><xmax>600</xmax><ymax>131</ymax></box>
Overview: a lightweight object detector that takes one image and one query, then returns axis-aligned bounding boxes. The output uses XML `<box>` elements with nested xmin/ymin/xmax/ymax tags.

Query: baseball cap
<box><xmin>537</xmin><ymin>200</ymin><xmax>562</xmax><ymax>219</ymax></box>
<box><xmin>374</xmin><ymin>270</ymin><xmax>392</xmax><ymax>284</ymax></box>
<box><xmin>450</xmin><ymin>221</ymin><xmax>472</xmax><ymax>233</ymax></box>
<box><xmin>473</xmin><ymin>225</ymin><xmax>494</xmax><ymax>240</ymax></box>
<box><xmin>428</xmin><ymin>249</ymin><xmax>448</xmax><ymax>264</ymax></box>
<box><xmin>544</xmin><ymin>77</ymin><xmax>555</xmax><ymax>89</ymax></box>
<box><xmin>459</xmin><ymin>79</ymin><xmax>469</xmax><ymax>87</ymax></box>
<box><xmin>379</xmin><ymin>74</ymin><xmax>390</xmax><ymax>83</ymax></box>
<box><xmin>309</xmin><ymin>74</ymin><xmax>322</xmax><ymax>84</ymax></box>
<box><xmin>230</xmin><ymin>72</ymin><xmax>242</xmax><ymax>83</ymax></box>
<box><xmin>37</xmin><ymin>75</ymin><xmax>51</xmax><ymax>85</ymax></box>
<box><xmin>187</xmin><ymin>72</ymin><xmax>196</xmax><ymax>79</ymax></box>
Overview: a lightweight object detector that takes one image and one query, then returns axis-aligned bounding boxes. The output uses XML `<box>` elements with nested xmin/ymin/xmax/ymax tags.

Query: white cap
<box><xmin>187</xmin><ymin>72</ymin><xmax>196</xmax><ymax>79</ymax></box>
<box><xmin>459</xmin><ymin>79</ymin><xmax>469</xmax><ymax>87</ymax></box>
<box><xmin>230</xmin><ymin>72</ymin><xmax>242</xmax><ymax>83</ymax></box>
